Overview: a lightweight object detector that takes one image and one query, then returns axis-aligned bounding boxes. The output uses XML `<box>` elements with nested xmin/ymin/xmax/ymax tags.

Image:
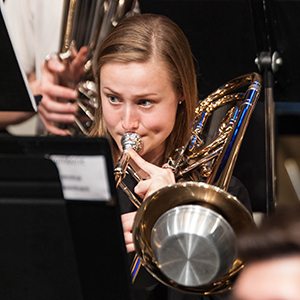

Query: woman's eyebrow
<box><xmin>102</xmin><ymin>87</ymin><xmax>158</xmax><ymax>98</ymax></box>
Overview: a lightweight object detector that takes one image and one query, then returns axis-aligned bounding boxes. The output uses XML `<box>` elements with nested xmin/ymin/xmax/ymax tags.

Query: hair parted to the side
<box><xmin>237</xmin><ymin>204</ymin><xmax>300</xmax><ymax>263</ymax></box>
<box><xmin>90</xmin><ymin>13</ymin><xmax>198</xmax><ymax>164</ymax></box>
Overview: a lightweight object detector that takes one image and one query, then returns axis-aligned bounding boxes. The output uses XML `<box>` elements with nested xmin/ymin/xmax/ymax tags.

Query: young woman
<box><xmin>91</xmin><ymin>13</ymin><xmax>252</xmax><ymax>300</ymax></box>
<box><xmin>39</xmin><ymin>13</ymin><xmax>251</xmax><ymax>300</ymax></box>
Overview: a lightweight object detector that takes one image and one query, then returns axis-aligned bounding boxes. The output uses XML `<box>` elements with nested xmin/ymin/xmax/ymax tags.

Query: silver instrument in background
<box><xmin>115</xmin><ymin>73</ymin><xmax>262</xmax><ymax>294</ymax></box>
<box><xmin>56</xmin><ymin>0</ymin><xmax>140</xmax><ymax>135</ymax></box>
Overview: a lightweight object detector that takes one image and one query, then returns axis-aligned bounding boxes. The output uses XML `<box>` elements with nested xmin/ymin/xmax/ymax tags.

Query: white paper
<box><xmin>50</xmin><ymin>155</ymin><xmax>111</xmax><ymax>201</ymax></box>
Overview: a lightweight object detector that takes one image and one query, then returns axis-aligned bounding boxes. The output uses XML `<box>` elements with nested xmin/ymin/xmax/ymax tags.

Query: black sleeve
<box><xmin>228</xmin><ymin>176</ymin><xmax>252</xmax><ymax>214</ymax></box>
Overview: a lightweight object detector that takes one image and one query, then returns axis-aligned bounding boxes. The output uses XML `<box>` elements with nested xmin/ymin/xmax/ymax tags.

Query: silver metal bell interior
<box><xmin>151</xmin><ymin>204</ymin><xmax>237</xmax><ymax>287</ymax></box>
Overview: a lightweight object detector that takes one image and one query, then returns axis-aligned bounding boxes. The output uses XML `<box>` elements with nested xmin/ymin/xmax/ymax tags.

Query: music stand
<box><xmin>0</xmin><ymin>136</ymin><xmax>133</xmax><ymax>300</ymax></box>
<box><xmin>248</xmin><ymin>0</ymin><xmax>300</xmax><ymax>212</ymax></box>
<box><xmin>0</xmin><ymin>1</ymin><xmax>37</xmax><ymax>112</ymax></box>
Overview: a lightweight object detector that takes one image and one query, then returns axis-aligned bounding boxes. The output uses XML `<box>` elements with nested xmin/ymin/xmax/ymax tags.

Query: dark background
<box><xmin>139</xmin><ymin>0</ymin><xmax>300</xmax><ymax>103</ymax></box>
<box><xmin>139</xmin><ymin>0</ymin><xmax>300</xmax><ymax>212</ymax></box>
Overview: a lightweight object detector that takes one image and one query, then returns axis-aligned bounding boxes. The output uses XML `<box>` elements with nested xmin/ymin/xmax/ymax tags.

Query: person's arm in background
<box><xmin>2</xmin><ymin>0</ymin><xmax>65</xmax><ymax>134</ymax></box>
<box><xmin>0</xmin><ymin>0</ymin><xmax>37</xmax><ymax>131</ymax></box>
<box><xmin>1</xmin><ymin>0</ymin><xmax>39</xmax><ymax>132</ymax></box>
<box><xmin>0</xmin><ymin>112</ymin><xmax>35</xmax><ymax>131</ymax></box>
<box><xmin>0</xmin><ymin>71</ymin><xmax>40</xmax><ymax>131</ymax></box>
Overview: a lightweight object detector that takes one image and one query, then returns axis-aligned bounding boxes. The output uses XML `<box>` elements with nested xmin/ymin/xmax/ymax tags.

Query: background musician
<box><xmin>233</xmin><ymin>204</ymin><xmax>300</xmax><ymax>300</ymax></box>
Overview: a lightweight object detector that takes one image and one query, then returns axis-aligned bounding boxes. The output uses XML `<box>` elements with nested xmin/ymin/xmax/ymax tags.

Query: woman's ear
<box><xmin>177</xmin><ymin>92</ymin><xmax>184</xmax><ymax>104</ymax></box>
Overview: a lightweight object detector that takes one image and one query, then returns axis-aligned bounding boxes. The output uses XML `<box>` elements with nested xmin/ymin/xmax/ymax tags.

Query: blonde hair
<box><xmin>90</xmin><ymin>14</ymin><xmax>198</xmax><ymax>164</ymax></box>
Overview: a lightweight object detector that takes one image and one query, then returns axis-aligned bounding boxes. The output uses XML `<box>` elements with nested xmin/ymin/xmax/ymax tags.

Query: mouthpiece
<box><xmin>121</xmin><ymin>133</ymin><xmax>142</xmax><ymax>152</ymax></box>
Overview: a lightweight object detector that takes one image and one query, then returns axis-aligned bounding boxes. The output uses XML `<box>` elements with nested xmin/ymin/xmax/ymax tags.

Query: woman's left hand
<box><xmin>127</xmin><ymin>148</ymin><xmax>175</xmax><ymax>200</ymax></box>
<box><xmin>121</xmin><ymin>211</ymin><xmax>136</xmax><ymax>253</ymax></box>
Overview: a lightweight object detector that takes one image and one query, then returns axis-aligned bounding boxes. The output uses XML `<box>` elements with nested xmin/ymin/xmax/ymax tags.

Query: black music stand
<box><xmin>248</xmin><ymin>0</ymin><xmax>300</xmax><ymax>212</ymax></box>
<box><xmin>248</xmin><ymin>0</ymin><xmax>278</xmax><ymax>214</ymax></box>
<box><xmin>0</xmin><ymin>1</ymin><xmax>37</xmax><ymax>112</ymax></box>
<box><xmin>0</xmin><ymin>136</ymin><xmax>133</xmax><ymax>300</ymax></box>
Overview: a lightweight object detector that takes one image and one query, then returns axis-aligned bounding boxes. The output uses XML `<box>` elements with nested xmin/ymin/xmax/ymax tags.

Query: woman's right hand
<box><xmin>121</xmin><ymin>211</ymin><xmax>137</xmax><ymax>253</ymax></box>
<box><xmin>127</xmin><ymin>148</ymin><xmax>176</xmax><ymax>200</ymax></box>
<box><xmin>38</xmin><ymin>46</ymin><xmax>88</xmax><ymax>135</ymax></box>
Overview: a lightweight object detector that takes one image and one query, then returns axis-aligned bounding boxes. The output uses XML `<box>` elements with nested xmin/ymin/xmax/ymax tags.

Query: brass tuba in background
<box><xmin>56</xmin><ymin>0</ymin><xmax>140</xmax><ymax>135</ymax></box>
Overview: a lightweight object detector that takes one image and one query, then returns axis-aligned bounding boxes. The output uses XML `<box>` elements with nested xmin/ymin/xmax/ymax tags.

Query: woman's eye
<box><xmin>139</xmin><ymin>99</ymin><xmax>152</xmax><ymax>107</ymax></box>
<box><xmin>108</xmin><ymin>95</ymin><xmax>120</xmax><ymax>103</ymax></box>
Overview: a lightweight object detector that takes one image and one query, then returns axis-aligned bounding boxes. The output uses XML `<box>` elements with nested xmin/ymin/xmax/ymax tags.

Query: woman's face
<box><xmin>100</xmin><ymin>60</ymin><xmax>180</xmax><ymax>164</ymax></box>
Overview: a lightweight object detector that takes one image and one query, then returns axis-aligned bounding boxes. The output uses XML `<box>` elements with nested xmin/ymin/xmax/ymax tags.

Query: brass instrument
<box><xmin>56</xmin><ymin>0</ymin><xmax>140</xmax><ymax>135</ymax></box>
<box><xmin>115</xmin><ymin>133</ymin><xmax>142</xmax><ymax>208</ymax></box>
<box><xmin>115</xmin><ymin>73</ymin><xmax>262</xmax><ymax>294</ymax></box>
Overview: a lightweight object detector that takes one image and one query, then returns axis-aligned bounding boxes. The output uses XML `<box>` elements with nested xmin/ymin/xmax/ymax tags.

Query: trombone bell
<box><xmin>151</xmin><ymin>204</ymin><xmax>237</xmax><ymax>287</ymax></box>
<box><xmin>132</xmin><ymin>182</ymin><xmax>255</xmax><ymax>294</ymax></box>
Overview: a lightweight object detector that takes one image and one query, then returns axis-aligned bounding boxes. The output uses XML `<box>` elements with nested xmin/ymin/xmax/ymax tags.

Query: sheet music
<box><xmin>50</xmin><ymin>155</ymin><xmax>111</xmax><ymax>201</ymax></box>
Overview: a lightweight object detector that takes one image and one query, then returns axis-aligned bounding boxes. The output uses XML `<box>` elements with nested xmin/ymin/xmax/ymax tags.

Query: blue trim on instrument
<box><xmin>189</xmin><ymin>113</ymin><xmax>206</xmax><ymax>150</ymax></box>
<box><xmin>214</xmin><ymin>82</ymin><xmax>259</xmax><ymax>182</ymax></box>
<box><xmin>131</xmin><ymin>258</ymin><xmax>141</xmax><ymax>279</ymax></box>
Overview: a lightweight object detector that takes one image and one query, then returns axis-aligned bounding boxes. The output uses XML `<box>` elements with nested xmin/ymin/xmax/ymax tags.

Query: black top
<box><xmin>117</xmin><ymin>174</ymin><xmax>252</xmax><ymax>300</ymax></box>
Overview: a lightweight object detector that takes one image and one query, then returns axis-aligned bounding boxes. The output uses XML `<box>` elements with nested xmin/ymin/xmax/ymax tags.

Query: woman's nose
<box><xmin>121</xmin><ymin>106</ymin><xmax>139</xmax><ymax>131</ymax></box>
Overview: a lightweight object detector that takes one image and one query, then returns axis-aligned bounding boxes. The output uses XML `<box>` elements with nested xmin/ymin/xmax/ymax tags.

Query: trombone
<box><xmin>114</xmin><ymin>72</ymin><xmax>262</xmax><ymax>294</ymax></box>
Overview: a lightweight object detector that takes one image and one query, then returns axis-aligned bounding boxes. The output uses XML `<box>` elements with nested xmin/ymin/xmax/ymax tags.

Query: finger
<box><xmin>127</xmin><ymin>148</ymin><xmax>162</xmax><ymax>176</ymax></box>
<box><xmin>71</xmin><ymin>46</ymin><xmax>88</xmax><ymax>79</ymax></box>
<box><xmin>38</xmin><ymin>98</ymin><xmax>77</xmax><ymax>132</ymax></box>
<box><xmin>39</xmin><ymin>97</ymin><xmax>78</xmax><ymax>115</ymax></box>
<box><xmin>126</xmin><ymin>243</ymin><xmax>135</xmax><ymax>253</ymax></box>
<box><xmin>127</xmin><ymin>147</ymin><xmax>175</xmax><ymax>182</ymax></box>
<box><xmin>123</xmin><ymin>230</ymin><xmax>133</xmax><ymax>245</ymax></box>
<box><xmin>121</xmin><ymin>212</ymin><xmax>136</xmax><ymax>253</ymax></box>
<box><xmin>44</xmin><ymin>55</ymin><xmax>65</xmax><ymax>73</ymax></box>
<box><xmin>73</xmin><ymin>46</ymin><xmax>88</xmax><ymax>65</ymax></box>
<box><xmin>38</xmin><ymin>106</ymin><xmax>77</xmax><ymax>124</ymax></box>
<box><xmin>70</xmin><ymin>41</ymin><xmax>79</xmax><ymax>57</ymax></box>
<box><xmin>41</xmin><ymin>83</ymin><xmax>78</xmax><ymax>100</ymax></box>
<box><xmin>134</xmin><ymin>175</ymin><xmax>174</xmax><ymax>200</ymax></box>
<box><xmin>121</xmin><ymin>212</ymin><xmax>135</xmax><ymax>240</ymax></box>
<box><xmin>38</xmin><ymin>112</ymin><xmax>70</xmax><ymax>136</ymax></box>
<box><xmin>134</xmin><ymin>179</ymin><xmax>151</xmax><ymax>199</ymax></box>
<box><xmin>122</xmin><ymin>231</ymin><xmax>135</xmax><ymax>253</ymax></box>
<box><xmin>42</xmin><ymin>123</ymin><xmax>70</xmax><ymax>136</ymax></box>
<box><xmin>121</xmin><ymin>212</ymin><xmax>136</xmax><ymax>231</ymax></box>
<box><xmin>40</xmin><ymin>61</ymin><xmax>78</xmax><ymax>100</ymax></box>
